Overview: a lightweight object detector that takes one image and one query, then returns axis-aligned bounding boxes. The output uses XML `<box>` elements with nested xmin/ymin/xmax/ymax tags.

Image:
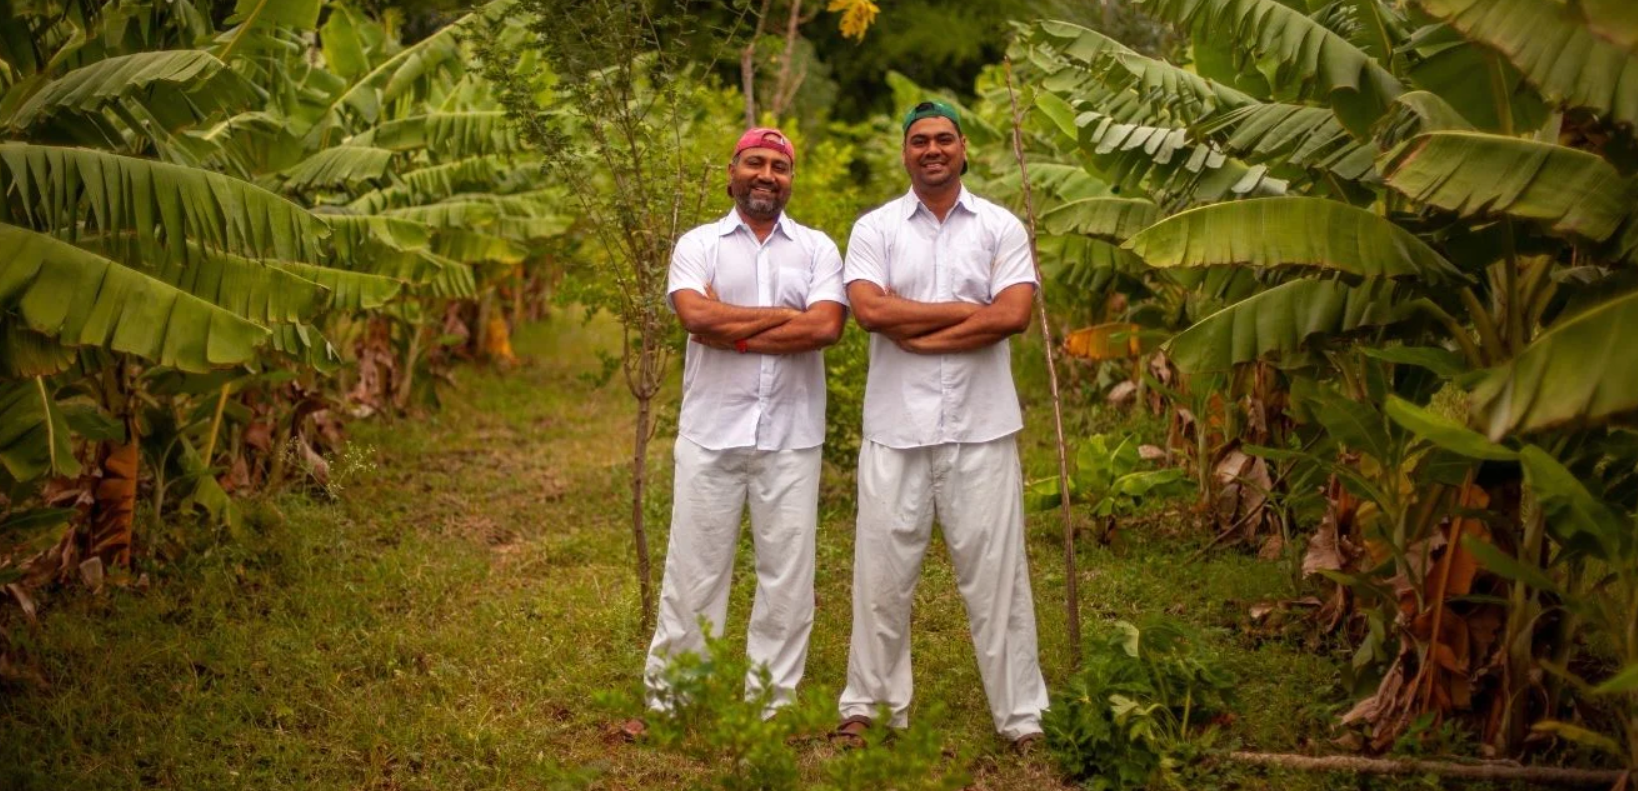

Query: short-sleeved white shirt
<box><xmin>844</xmin><ymin>187</ymin><xmax>1038</xmax><ymax>449</ymax></box>
<box><xmin>667</xmin><ymin>209</ymin><xmax>848</xmax><ymax>451</ymax></box>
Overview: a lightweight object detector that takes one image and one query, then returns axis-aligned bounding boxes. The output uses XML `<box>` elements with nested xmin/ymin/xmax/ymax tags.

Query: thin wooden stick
<box><xmin>1227</xmin><ymin>751</ymin><xmax>1627</xmax><ymax>786</ymax></box>
<box><xmin>1004</xmin><ymin>55</ymin><xmax>1082</xmax><ymax>669</ymax></box>
<box><xmin>202</xmin><ymin>382</ymin><xmax>231</xmax><ymax>462</ymax></box>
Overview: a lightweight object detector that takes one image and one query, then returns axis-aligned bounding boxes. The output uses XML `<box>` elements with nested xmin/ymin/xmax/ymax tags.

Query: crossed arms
<box><xmin>674</xmin><ymin>286</ymin><xmax>846</xmax><ymax>354</ymax></box>
<box><xmin>847</xmin><ymin>280</ymin><xmax>1035</xmax><ymax>354</ymax></box>
<box><xmin>672</xmin><ymin>278</ymin><xmax>1033</xmax><ymax>355</ymax></box>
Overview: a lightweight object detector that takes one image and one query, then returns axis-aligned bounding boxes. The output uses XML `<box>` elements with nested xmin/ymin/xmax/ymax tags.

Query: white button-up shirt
<box><xmin>844</xmin><ymin>187</ymin><xmax>1038</xmax><ymax>449</ymax></box>
<box><xmin>667</xmin><ymin>209</ymin><xmax>847</xmax><ymax>451</ymax></box>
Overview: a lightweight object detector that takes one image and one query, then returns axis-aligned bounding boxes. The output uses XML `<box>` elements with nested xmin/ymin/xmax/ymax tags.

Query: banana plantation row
<box><xmin>2</xmin><ymin>0</ymin><xmax>1636</xmax><ymax>784</ymax></box>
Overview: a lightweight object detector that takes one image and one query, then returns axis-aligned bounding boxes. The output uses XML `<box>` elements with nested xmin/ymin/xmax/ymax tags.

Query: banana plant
<box><xmin>0</xmin><ymin>0</ymin><xmax>568</xmax><ymax>587</ymax></box>
<box><xmin>1020</xmin><ymin>0</ymin><xmax>1638</xmax><ymax>757</ymax></box>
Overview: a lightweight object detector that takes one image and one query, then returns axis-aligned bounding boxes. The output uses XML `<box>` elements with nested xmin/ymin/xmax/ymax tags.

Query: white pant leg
<box><xmin>644</xmin><ymin>438</ymin><xmax>748</xmax><ymax>709</ymax></box>
<box><xmin>933</xmin><ymin>436</ymin><xmax>1048</xmax><ymax>740</ymax></box>
<box><xmin>839</xmin><ymin>441</ymin><xmax>936</xmax><ymax>727</ymax></box>
<box><xmin>743</xmin><ymin>446</ymin><xmax>821</xmax><ymax>711</ymax></box>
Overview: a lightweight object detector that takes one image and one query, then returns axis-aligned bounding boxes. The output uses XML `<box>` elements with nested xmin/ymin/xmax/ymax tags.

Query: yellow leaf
<box><xmin>827</xmin><ymin>0</ymin><xmax>880</xmax><ymax>41</ymax></box>
<box><xmin>1062</xmin><ymin>322</ymin><xmax>1140</xmax><ymax>361</ymax></box>
<box><xmin>484</xmin><ymin>316</ymin><xmax>515</xmax><ymax>362</ymax></box>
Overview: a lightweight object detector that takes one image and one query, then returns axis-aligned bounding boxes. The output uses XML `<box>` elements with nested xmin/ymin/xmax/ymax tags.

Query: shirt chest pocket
<box><xmin>949</xmin><ymin>247</ymin><xmax>994</xmax><ymax>304</ymax></box>
<box><xmin>773</xmin><ymin>258</ymin><xmax>814</xmax><ymax>309</ymax></box>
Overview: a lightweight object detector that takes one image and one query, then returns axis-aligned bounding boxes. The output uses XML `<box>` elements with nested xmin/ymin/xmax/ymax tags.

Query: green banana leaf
<box><xmin>1040</xmin><ymin>198</ymin><xmax>1161</xmax><ymax>244</ymax></box>
<box><xmin>1372</xmin><ymin>90</ymin><xmax>1475</xmax><ymax>152</ymax></box>
<box><xmin>345</xmin><ymin>154</ymin><xmax>514</xmax><ymax>213</ymax></box>
<box><xmin>0</xmin><ymin>51</ymin><xmax>255</xmax><ymax>130</ymax></box>
<box><xmin>1570</xmin><ymin>0</ymin><xmax>1638</xmax><ymax>53</ymax></box>
<box><xmin>1</xmin><ymin>323</ymin><xmax>77</xmax><ymax>377</ymax></box>
<box><xmin>157</xmin><ymin>247</ymin><xmax>328</xmax><ymax>326</ymax></box>
<box><xmin>281</xmin><ymin>145</ymin><xmax>396</xmax><ymax>190</ymax></box>
<box><xmin>267</xmin><ymin>323</ymin><xmax>342</xmax><ymax>374</ymax></box>
<box><xmin>1418</xmin><ymin>0</ymin><xmax>1638</xmax><ymax>127</ymax></box>
<box><xmin>1136</xmin><ymin>0</ymin><xmax>1405</xmax><ymax>134</ymax></box>
<box><xmin>354</xmin><ymin>111</ymin><xmax>521</xmax><ymax>156</ymax></box>
<box><xmin>0</xmin><ymin>377</ymin><xmax>79</xmax><ymax>481</ymax></box>
<box><xmin>227</xmin><ymin>0</ymin><xmax>321</xmax><ymax>30</ymax></box>
<box><xmin>1195</xmin><ymin>102</ymin><xmax>1377</xmax><ymax>182</ymax></box>
<box><xmin>1381</xmin><ymin>131</ymin><xmax>1632</xmax><ymax>244</ymax></box>
<box><xmin>1471</xmin><ymin>290</ymin><xmax>1638</xmax><ymax>438</ymax></box>
<box><xmin>1067</xmin><ymin>111</ymin><xmax>1288</xmax><ymax>206</ymax></box>
<box><xmin>0</xmin><ymin>143</ymin><xmax>328</xmax><ymax>265</ymax></box>
<box><xmin>1518</xmin><ymin>444</ymin><xmax>1630</xmax><ymax>557</ymax></box>
<box><xmin>1125</xmin><ymin>197</ymin><xmax>1462</xmax><ymax>282</ymax></box>
<box><xmin>1167</xmin><ymin>278</ymin><xmax>1411</xmax><ymax>372</ymax></box>
<box><xmin>267</xmin><ymin>261</ymin><xmax>402</xmax><ymax>311</ymax></box>
<box><xmin>1384</xmin><ymin>395</ymin><xmax>1517</xmax><ymax>460</ymax></box>
<box><xmin>382</xmin><ymin>201</ymin><xmax>500</xmax><ymax>228</ymax></box>
<box><xmin>1027</xmin><ymin>20</ymin><xmax>1257</xmax><ymax>126</ymax></box>
<box><xmin>1038</xmin><ymin>234</ymin><xmax>1147</xmax><ymax>293</ymax></box>
<box><xmin>0</xmin><ymin>223</ymin><xmax>268</xmax><ymax>372</ymax></box>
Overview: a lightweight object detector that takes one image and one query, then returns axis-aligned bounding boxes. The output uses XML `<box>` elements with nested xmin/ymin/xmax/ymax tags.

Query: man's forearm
<box><xmin>872</xmin><ymin>297</ymin><xmax>980</xmax><ymax>340</ymax></box>
<box><xmin>678</xmin><ymin>292</ymin><xmax>799</xmax><ymax>342</ymax></box>
<box><xmin>740</xmin><ymin>304</ymin><xmax>845</xmax><ymax>354</ymax></box>
<box><xmin>851</xmin><ymin>284</ymin><xmax>979</xmax><ymax>340</ymax></box>
<box><xmin>896</xmin><ymin>285</ymin><xmax>1035</xmax><ymax>354</ymax></box>
<box><xmin>689</xmin><ymin>308</ymin><xmax>796</xmax><ymax>343</ymax></box>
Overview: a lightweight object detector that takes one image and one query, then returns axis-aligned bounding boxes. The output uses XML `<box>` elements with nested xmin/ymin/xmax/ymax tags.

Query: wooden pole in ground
<box><xmin>1003</xmin><ymin>54</ymin><xmax>1082</xmax><ymax>669</ymax></box>
<box><xmin>1226</xmin><ymin>751</ymin><xmax>1627</xmax><ymax>786</ymax></box>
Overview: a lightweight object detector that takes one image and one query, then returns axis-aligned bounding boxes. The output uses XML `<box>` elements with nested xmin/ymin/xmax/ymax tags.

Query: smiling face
<box><xmin>727</xmin><ymin>146</ymin><xmax>794</xmax><ymax>222</ymax></box>
<box><xmin>902</xmin><ymin>116</ymin><xmax>966</xmax><ymax>192</ymax></box>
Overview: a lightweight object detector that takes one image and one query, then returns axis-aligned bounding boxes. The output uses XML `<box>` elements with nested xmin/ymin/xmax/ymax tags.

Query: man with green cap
<box><xmin>834</xmin><ymin>100</ymin><xmax>1047</xmax><ymax>750</ymax></box>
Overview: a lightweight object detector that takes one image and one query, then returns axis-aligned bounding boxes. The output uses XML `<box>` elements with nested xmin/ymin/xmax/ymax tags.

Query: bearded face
<box><xmin>728</xmin><ymin>148</ymin><xmax>794</xmax><ymax>221</ymax></box>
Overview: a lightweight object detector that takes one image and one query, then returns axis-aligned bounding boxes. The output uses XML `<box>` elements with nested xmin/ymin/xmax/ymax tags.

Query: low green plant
<box><xmin>644</xmin><ymin>627</ymin><xmax>970</xmax><ymax>790</ymax></box>
<box><xmin>1043</xmin><ymin>619</ymin><xmax>1235</xmax><ymax>790</ymax></box>
<box><xmin>1027</xmin><ymin>433</ymin><xmax>1188</xmax><ymax>541</ymax></box>
<box><xmin>646</xmin><ymin>630</ymin><xmax>823</xmax><ymax>791</ymax></box>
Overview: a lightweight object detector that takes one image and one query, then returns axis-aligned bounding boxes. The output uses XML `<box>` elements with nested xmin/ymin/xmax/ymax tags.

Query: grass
<box><xmin>0</xmin><ymin>308</ymin><xmax>1527</xmax><ymax>789</ymax></box>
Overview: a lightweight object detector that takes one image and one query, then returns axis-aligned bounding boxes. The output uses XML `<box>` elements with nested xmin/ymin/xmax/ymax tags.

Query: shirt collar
<box><xmin>900</xmin><ymin>185</ymin><xmax>975</xmax><ymax>221</ymax></box>
<box><xmin>717</xmin><ymin>208</ymin><xmax>793</xmax><ymax>240</ymax></box>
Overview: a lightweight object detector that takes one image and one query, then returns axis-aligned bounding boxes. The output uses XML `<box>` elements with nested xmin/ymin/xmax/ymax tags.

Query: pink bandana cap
<box><xmin>733</xmin><ymin>127</ymin><xmax>795</xmax><ymax>164</ymax></box>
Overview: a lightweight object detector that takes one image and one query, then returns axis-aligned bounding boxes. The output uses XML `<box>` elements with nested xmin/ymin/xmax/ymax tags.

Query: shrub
<box><xmin>1044</xmin><ymin>619</ymin><xmax>1234</xmax><ymax>790</ymax></box>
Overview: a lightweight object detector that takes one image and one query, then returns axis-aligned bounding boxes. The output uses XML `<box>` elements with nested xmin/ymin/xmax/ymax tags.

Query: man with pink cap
<box><xmin>632</xmin><ymin>127</ymin><xmax>847</xmax><ymax>732</ymax></box>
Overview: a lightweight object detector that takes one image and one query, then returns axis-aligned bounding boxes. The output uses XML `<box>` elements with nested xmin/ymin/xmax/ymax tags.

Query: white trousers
<box><xmin>644</xmin><ymin>437</ymin><xmax>820</xmax><ymax>712</ymax></box>
<box><xmin>839</xmin><ymin>436</ymin><xmax>1048</xmax><ymax>740</ymax></box>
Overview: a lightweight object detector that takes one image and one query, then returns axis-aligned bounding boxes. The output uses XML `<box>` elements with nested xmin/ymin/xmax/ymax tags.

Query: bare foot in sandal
<box><xmin>829</xmin><ymin>714</ymin><xmax>872</xmax><ymax>749</ymax></box>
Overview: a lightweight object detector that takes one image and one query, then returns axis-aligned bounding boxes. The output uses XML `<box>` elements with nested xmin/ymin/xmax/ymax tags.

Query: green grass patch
<box><xmin>1</xmin><ymin>311</ymin><xmax>1472</xmax><ymax>789</ymax></box>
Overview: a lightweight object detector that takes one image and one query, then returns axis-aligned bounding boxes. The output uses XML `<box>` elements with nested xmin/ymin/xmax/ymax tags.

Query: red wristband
<box><xmin>735</xmin><ymin>338</ymin><xmax>749</xmax><ymax>354</ymax></box>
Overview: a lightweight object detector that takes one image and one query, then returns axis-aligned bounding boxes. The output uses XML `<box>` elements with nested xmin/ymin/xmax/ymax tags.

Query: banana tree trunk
<box><xmin>1496</xmin><ymin>490</ymin><xmax>1546</xmax><ymax>754</ymax></box>
<box><xmin>87</xmin><ymin>438</ymin><xmax>138</xmax><ymax>569</ymax></box>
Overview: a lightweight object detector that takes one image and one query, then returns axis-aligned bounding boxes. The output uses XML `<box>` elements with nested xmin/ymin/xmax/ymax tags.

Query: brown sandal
<box><xmin>617</xmin><ymin>717</ymin><xmax>648</xmax><ymax>743</ymax></box>
<box><xmin>1011</xmin><ymin>731</ymin><xmax>1044</xmax><ymax>755</ymax></box>
<box><xmin>829</xmin><ymin>714</ymin><xmax>873</xmax><ymax>749</ymax></box>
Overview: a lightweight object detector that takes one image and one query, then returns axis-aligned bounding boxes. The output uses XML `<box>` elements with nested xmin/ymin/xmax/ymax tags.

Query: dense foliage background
<box><xmin>2</xmin><ymin>0</ymin><xmax>1635</xmax><ymax>787</ymax></box>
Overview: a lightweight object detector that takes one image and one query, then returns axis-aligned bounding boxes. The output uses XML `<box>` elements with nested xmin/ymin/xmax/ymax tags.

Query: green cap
<box><xmin>901</xmin><ymin>99</ymin><xmax>962</xmax><ymax>136</ymax></box>
<box><xmin>901</xmin><ymin>99</ymin><xmax>968</xmax><ymax>174</ymax></box>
